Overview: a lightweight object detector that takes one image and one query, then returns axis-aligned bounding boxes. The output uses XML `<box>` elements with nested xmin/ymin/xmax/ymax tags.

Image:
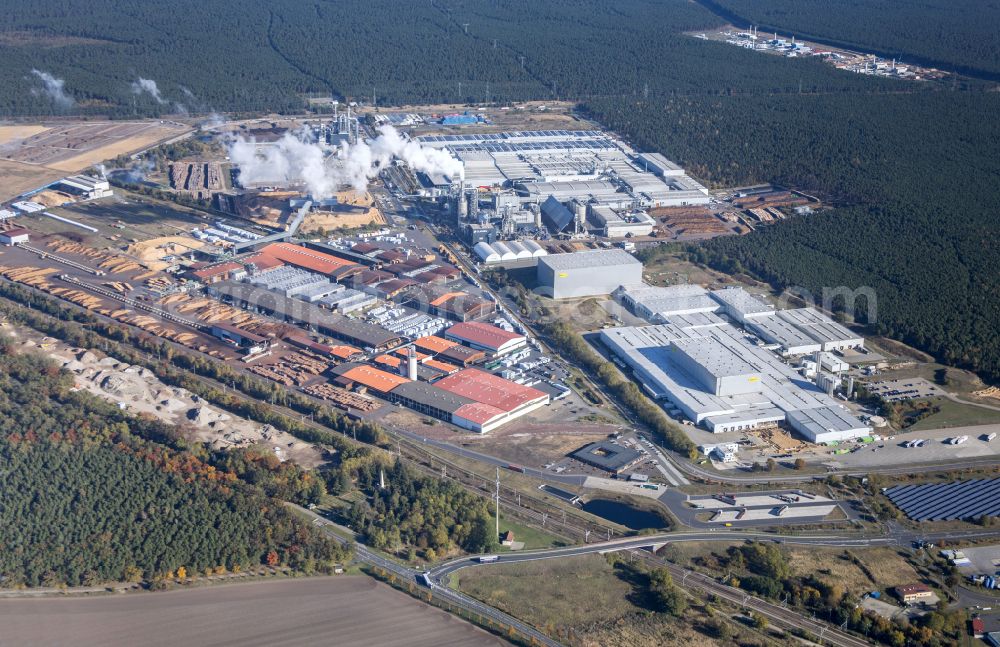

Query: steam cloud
<box><xmin>227</xmin><ymin>125</ymin><xmax>464</xmax><ymax>198</ymax></box>
<box><xmin>31</xmin><ymin>70</ymin><xmax>74</xmax><ymax>109</ymax></box>
<box><xmin>131</xmin><ymin>77</ymin><xmax>165</xmax><ymax>104</ymax></box>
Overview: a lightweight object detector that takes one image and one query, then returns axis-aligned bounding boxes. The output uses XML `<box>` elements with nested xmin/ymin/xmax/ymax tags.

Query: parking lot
<box><xmin>865</xmin><ymin>377</ymin><xmax>946</xmax><ymax>402</ymax></box>
<box><xmin>954</xmin><ymin>545</ymin><xmax>1000</xmax><ymax>576</ymax></box>
<box><xmin>832</xmin><ymin>424</ymin><xmax>1000</xmax><ymax>468</ymax></box>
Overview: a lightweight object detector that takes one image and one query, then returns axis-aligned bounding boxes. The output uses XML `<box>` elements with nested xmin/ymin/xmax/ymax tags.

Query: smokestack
<box><xmin>407</xmin><ymin>347</ymin><xmax>418</xmax><ymax>381</ymax></box>
<box><xmin>457</xmin><ymin>183</ymin><xmax>468</xmax><ymax>221</ymax></box>
<box><xmin>573</xmin><ymin>200</ymin><xmax>587</xmax><ymax>234</ymax></box>
<box><xmin>468</xmin><ymin>188</ymin><xmax>478</xmax><ymax>220</ymax></box>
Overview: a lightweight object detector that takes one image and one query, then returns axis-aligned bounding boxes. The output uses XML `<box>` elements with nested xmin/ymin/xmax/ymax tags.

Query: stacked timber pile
<box><xmin>302</xmin><ymin>382</ymin><xmax>379</xmax><ymax>412</ymax></box>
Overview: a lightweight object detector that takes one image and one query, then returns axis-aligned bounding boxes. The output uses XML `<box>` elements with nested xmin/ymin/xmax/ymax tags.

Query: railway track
<box><xmin>651</xmin><ymin>556</ymin><xmax>871</xmax><ymax>647</ymax></box>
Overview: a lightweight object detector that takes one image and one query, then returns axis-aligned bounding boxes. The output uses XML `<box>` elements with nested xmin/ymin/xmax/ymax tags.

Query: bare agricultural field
<box><xmin>0</xmin><ymin>577</ymin><xmax>504</xmax><ymax>647</ymax></box>
<box><xmin>0</xmin><ymin>124</ymin><xmax>51</xmax><ymax>144</ymax></box>
<box><xmin>0</xmin><ymin>158</ymin><xmax>64</xmax><ymax>201</ymax></box>
<box><xmin>0</xmin><ymin>120</ymin><xmax>189</xmax><ymax>201</ymax></box>
<box><xmin>1</xmin><ymin>121</ymin><xmax>188</xmax><ymax>168</ymax></box>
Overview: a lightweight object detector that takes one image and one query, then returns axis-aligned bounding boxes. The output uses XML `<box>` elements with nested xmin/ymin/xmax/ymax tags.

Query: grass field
<box><xmin>496</xmin><ymin>514</ymin><xmax>566</xmax><ymax>550</ymax></box>
<box><xmin>456</xmin><ymin>553</ymin><xmax>778</xmax><ymax>646</ymax></box>
<box><xmin>908</xmin><ymin>399</ymin><xmax>1000</xmax><ymax>431</ymax></box>
<box><xmin>663</xmin><ymin>540</ymin><xmax>919</xmax><ymax>598</ymax></box>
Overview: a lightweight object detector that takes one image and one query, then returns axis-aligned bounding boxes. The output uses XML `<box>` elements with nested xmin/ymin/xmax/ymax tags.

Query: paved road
<box><xmin>289</xmin><ymin>505</ymin><xmax>564</xmax><ymax>647</ymax></box>
<box><xmin>429</xmin><ymin>526</ymin><xmax>1000</xmax><ymax>647</ymax></box>
<box><xmin>429</xmin><ymin>531</ymin><xmax>888</xmax><ymax>647</ymax></box>
<box><xmin>428</xmin><ymin>531</ymin><xmax>901</xmax><ymax>581</ymax></box>
<box><xmin>946</xmin><ymin>393</ymin><xmax>1000</xmax><ymax>413</ymax></box>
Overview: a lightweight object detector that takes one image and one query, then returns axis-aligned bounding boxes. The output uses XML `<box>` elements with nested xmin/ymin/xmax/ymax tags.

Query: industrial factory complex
<box><xmin>599</xmin><ymin>282</ymin><xmax>869</xmax><ymax>443</ymax></box>
<box><xmin>0</xmin><ymin>110</ymin><xmax>873</xmax><ymax>449</ymax></box>
<box><xmin>412</xmin><ymin>130</ymin><xmax>711</xmax><ymax>261</ymax></box>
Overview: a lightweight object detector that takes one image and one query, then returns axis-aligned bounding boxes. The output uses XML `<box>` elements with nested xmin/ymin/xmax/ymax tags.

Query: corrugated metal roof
<box><xmin>446</xmin><ymin>322</ymin><xmax>524</xmax><ymax>352</ymax></box>
<box><xmin>435</xmin><ymin>368</ymin><xmax>547</xmax><ymax>412</ymax></box>
<box><xmin>337</xmin><ymin>363</ymin><xmax>411</xmax><ymax>393</ymax></box>
<box><xmin>413</xmin><ymin>335</ymin><xmax>457</xmax><ymax>353</ymax></box>
<box><xmin>259</xmin><ymin>242</ymin><xmax>358</xmax><ymax>275</ymax></box>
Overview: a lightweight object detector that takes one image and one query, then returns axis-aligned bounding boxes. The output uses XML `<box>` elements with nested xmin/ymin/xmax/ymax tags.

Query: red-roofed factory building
<box><xmin>445</xmin><ymin>321</ymin><xmax>527</xmax><ymax>357</ymax></box>
<box><xmin>434</xmin><ymin>368</ymin><xmax>549</xmax><ymax>432</ymax></box>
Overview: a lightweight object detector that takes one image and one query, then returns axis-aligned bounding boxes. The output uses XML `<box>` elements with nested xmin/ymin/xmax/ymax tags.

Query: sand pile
<box><xmin>12</xmin><ymin>325</ymin><xmax>326</xmax><ymax>468</ymax></box>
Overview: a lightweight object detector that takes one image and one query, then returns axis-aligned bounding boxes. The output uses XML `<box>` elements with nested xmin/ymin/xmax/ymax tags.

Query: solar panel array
<box><xmin>884</xmin><ymin>478</ymin><xmax>1000</xmax><ymax>521</ymax></box>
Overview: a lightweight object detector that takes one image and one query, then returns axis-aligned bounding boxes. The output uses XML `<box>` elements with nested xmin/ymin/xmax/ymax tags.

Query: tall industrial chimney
<box><xmin>572</xmin><ymin>200</ymin><xmax>587</xmax><ymax>234</ymax></box>
<box><xmin>407</xmin><ymin>346</ymin><xmax>418</xmax><ymax>381</ymax></box>
<box><xmin>456</xmin><ymin>182</ymin><xmax>468</xmax><ymax>221</ymax></box>
<box><xmin>467</xmin><ymin>188</ymin><xmax>479</xmax><ymax>220</ymax></box>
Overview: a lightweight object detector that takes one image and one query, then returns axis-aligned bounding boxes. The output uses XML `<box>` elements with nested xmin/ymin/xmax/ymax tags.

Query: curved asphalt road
<box><xmin>428</xmin><ymin>526</ymin><xmax>1000</xmax><ymax>647</ymax></box>
<box><xmin>291</xmin><ymin>504</ymin><xmax>564</xmax><ymax>647</ymax></box>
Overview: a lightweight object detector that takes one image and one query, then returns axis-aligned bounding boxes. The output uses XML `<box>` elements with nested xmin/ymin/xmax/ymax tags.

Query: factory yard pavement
<box><xmin>861</xmin><ymin>597</ymin><xmax>908</xmax><ymax>621</ymax></box>
<box><xmin>954</xmin><ymin>544</ymin><xmax>1000</xmax><ymax>576</ymax></box>
<box><xmin>830</xmin><ymin>424</ymin><xmax>1000</xmax><ymax>469</ymax></box>
<box><xmin>581</xmin><ymin>476</ymin><xmax>664</xmax><ymax>498</ymax></box>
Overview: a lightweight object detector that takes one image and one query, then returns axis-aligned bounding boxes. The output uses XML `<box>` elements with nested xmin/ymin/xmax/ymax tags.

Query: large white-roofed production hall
<box><xmin>599</xmin><ymin>313</ymin><xmax>869</xmax><ymax>443</ymax></box>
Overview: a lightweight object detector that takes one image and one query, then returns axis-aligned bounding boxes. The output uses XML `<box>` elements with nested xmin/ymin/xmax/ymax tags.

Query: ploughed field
<box><xmin>0</xmin><ymin>577</ymin><xmax>505</xmax><ymax>647</ymax></box>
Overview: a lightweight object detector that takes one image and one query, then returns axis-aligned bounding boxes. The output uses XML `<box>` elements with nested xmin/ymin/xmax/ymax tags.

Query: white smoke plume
<box><xmin>131</xmin><ymin>77</ymin><xmax>165</xmax><ymax>104</ymax></box>
<box><xmin>227</xmin><ymin>125</ymin><xmax>464</xmax><ymax>198</ymax></box>
<box><xmin>31</xmin><ymin>70</ymin><xmax>73</xmax><ymax>109</ymax></box>
<box><xmin>199</xmin><ymin>112</ymin><xmax>225</xmax><ymax>131</ymax></box>
<box><xmin>110</xmin><ymin>156</ymin><xmax>155</xmax><ymax>184</ymax></box>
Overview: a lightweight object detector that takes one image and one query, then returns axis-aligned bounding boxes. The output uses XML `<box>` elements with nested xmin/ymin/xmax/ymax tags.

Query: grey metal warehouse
<box><xmin>388</xmin><ymin>381</ymin><xmax>474</xmax><ymax>421</ymax></box>
<box><xmin>208</xmin><ymin>281</ymin><xmax>403</xmax><ymax>351</ymax></box>
<box><xmin>537</xmin><ymin>249</ymin><xmax>642</xmax><ymax>299</ymax></box>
